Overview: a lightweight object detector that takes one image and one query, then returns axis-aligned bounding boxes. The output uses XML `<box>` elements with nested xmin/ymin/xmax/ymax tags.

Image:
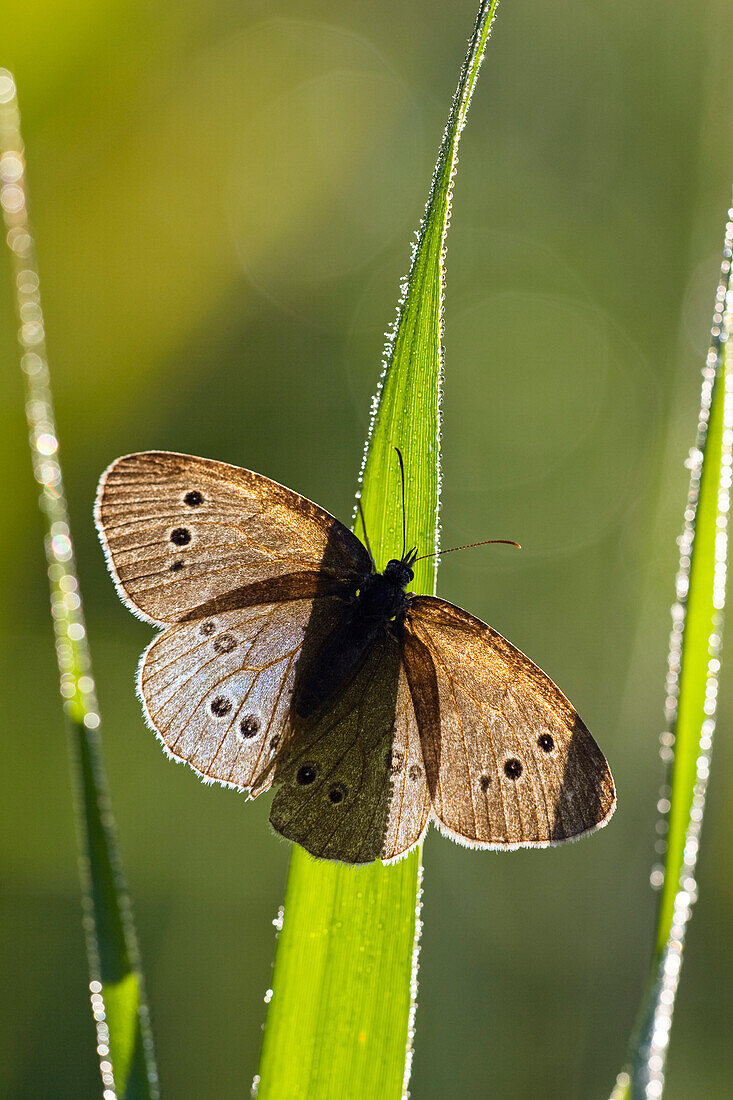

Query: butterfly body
<box><xmin>96</xmin><ymin>451</ymin><xmax>616</xmax><ymax>864</ymax></box>
<box><xmin>296</xmin><ymin>553</ymin><xmax>418</xmax><ymax>718</ymax></box>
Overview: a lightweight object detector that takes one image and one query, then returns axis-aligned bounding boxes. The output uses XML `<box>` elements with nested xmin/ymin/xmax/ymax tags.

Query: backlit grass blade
<box><xmin>255</xmin><ymin>5</ymin><xmax>501</xmax><ymax>1098</ymax></box>
<box><xmin>0</xmin><ymin>70</ymin><xmax>159</xmax><ymax>1100</ymax></box>
<box><xmin>611</xmin><ymin>210</ymin><xmax>733</xmax><ymax>1099</ymax></box>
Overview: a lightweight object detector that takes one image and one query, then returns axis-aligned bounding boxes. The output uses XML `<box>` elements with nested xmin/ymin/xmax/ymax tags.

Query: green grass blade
<box><xmin>357</xmin><ymin>0</ymin><xmax>500</xmax><ymax>581</ymax></box>
<box><xmin>255</xmin><ymin>5</ymin><xmax>500</xmax><ymax>1098</ymax></box>
<box><xmin>0</xmin><ymin>70</ymin><xmax>159</xmax><ymax>1100</ymax></box>
<box><xmin>611</xmin><ymin>210</ymin><xmax>733</xmax><ymax>1099</ymax></box>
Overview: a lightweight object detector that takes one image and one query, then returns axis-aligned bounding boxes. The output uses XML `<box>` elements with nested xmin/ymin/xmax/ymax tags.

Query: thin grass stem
<box><xmin>611</xmin><ymin>208</ymin><xmax>733</xmax><ymax>1099</ymax></box>
<box><xmin>0</xmin><ymin>69</ymin><xmax>158</xmax><ymax>1100</ymax></box>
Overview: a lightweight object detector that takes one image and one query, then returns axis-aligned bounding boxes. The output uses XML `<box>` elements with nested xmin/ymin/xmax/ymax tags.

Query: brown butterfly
<box><xmin>95</xmin><ymin>450</ymin><xmax>615</xmax><ymax>864</ymax></box>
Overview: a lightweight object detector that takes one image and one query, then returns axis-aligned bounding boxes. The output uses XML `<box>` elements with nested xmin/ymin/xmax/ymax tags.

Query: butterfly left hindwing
<box><xmin>139</xmin><ymin>599</ymin><xmax>338</xmax><ymax>795</ymax></box>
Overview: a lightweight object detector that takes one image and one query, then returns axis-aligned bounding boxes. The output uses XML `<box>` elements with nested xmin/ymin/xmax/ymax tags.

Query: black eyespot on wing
<box><xmin>170</xmin><ymin>527</ymin><xmax>191</xmax><ymax>546</ymax></box>
<box><xmin>170</xmin><ymin>560</ymin><xmax>184</xmax><ymax>572</ymax></box>
<box><xmin>538</xmin><ymin>733</ymin><xmax>554</xmax><ymax>752</ymax></box>
<box><xmin>239</xmin><ymin>715</ymin><xmax>260</xmax><ymax>739</ymax></box>
<box><xmin>328</xmin><ymin>783</ymin><xmax>347</xmax><ymax>804</ymax></box>
<box><xmin>200</xmin><ymin>620</ymin><xmax>216</xmax><ymax>636</ymax></box>
<box><xmin>210</xmin><ymin>696</ymin><xmax>232</xmax><ymax>717</ymax></box>
<box><xmin>184</xmin><ymin>490</ymin><xmax>203</xmax><ymax>506</ymax></box>
<box><xmin>213</xmin><ymin>633</ymin><xmax>237</xmax><ymax>654</ymax></box>
<box><xmin>297</xmin><ymin>764</ymin><xmax>318</xmax><ymax>785</ymax></box>
<box><xmin>385</xmin><ymin>749</ymin><xmax>404</xmax><ymax>774</ymax></box>
<box><xmin>408</xmin><ymin>764</ymin><xmax>422</xmax><ymax>781</ymax></box>
<box><xmin>479</xmin><ymin>774</ymin><xmax>491</xmax><ymax>792</ymax></box>
<box><xmin>504</xmin><ymin>758</ymin><xmax>523</xmax><ymax>779</ymax></box>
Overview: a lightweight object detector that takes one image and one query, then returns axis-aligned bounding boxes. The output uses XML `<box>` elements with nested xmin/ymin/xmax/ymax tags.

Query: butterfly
<box><xmin>95</xmin><ymin>450</ymin><xmax>616</xmax><ymax>864</ymax></box>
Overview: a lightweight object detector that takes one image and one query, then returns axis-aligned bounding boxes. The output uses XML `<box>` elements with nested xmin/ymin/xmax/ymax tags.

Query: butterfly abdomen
<box><xmin>295</xmin><ymin>614</ymin><xmax>380</xmax><ymax>718</ymax></box>
<box><xmin>295</xmin><ymin>567</ymin><xmax>412</xmax><ymax>718</ymax></box>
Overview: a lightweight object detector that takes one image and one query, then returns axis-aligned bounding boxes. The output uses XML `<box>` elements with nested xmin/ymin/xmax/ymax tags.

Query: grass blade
<box><xmin>612</xmin><ymin>209</ymin><xmax>733</xmax><ymax>1098</ymax></box>
<box><xmin>0</xmin><ymin>70</ymin><xmax>159</xmax><ymax>1100</ymax></box>
<box><xmin>255</xmin><ymin>5</ymin><xmax>501</xmax><ymax>1097</ymax></box>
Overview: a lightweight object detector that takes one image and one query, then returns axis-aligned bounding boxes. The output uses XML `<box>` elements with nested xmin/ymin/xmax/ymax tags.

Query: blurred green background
<box><xmin>2</xmin><ymin>1</ymin><xmax>732</xmax><ymax>1096</ymax></box>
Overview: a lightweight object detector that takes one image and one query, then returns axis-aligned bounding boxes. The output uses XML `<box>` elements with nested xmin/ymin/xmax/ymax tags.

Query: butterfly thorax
<box><xmin>354</xmin><ymin>557</ymin><xmax>415</xmax><ymax>624</ymax></box>
<box><xmin>295</xmin><ymin>555</ymin><xmax>415</xmax><ymax>718</ymax></box>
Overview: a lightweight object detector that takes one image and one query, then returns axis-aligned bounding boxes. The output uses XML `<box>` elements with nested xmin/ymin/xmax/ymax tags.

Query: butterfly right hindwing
<box><xmin>402</xmin><ymin>596</ymin><xmax>616</xmax><ymax>848</ymax></box>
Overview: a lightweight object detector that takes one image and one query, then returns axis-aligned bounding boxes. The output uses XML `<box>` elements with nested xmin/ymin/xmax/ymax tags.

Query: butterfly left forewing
<box><xmin>95</xmin><ymin>451</ymin><xmax>370</xmax><ymax>625</ymax></box>
<box><xmin>402</xmin><ymin>596</ymin><xmax>616</xmax><ymax>849</ymax></box>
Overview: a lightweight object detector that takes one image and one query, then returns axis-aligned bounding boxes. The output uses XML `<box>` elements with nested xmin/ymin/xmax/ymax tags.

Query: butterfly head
<box><xmin>383</xmin><ymin>547</ymin><xmax>417</xmax><ymax>590</ymax></box>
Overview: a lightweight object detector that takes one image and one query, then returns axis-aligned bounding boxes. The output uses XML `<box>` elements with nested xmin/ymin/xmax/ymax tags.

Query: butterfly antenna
<box><xmin>415</xmin><ymin>539</ymin><xmax>521</xmax><ymax>561</ymax></box>
<box><xmin>394</xmin><ymin>446</ymin><xmax>407</xmax><ymax>560</ymax></box>
<box><xmin>356</xmin><ymin>495</ymin><xmax>376</xmax><ymax>569</ymax></box>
